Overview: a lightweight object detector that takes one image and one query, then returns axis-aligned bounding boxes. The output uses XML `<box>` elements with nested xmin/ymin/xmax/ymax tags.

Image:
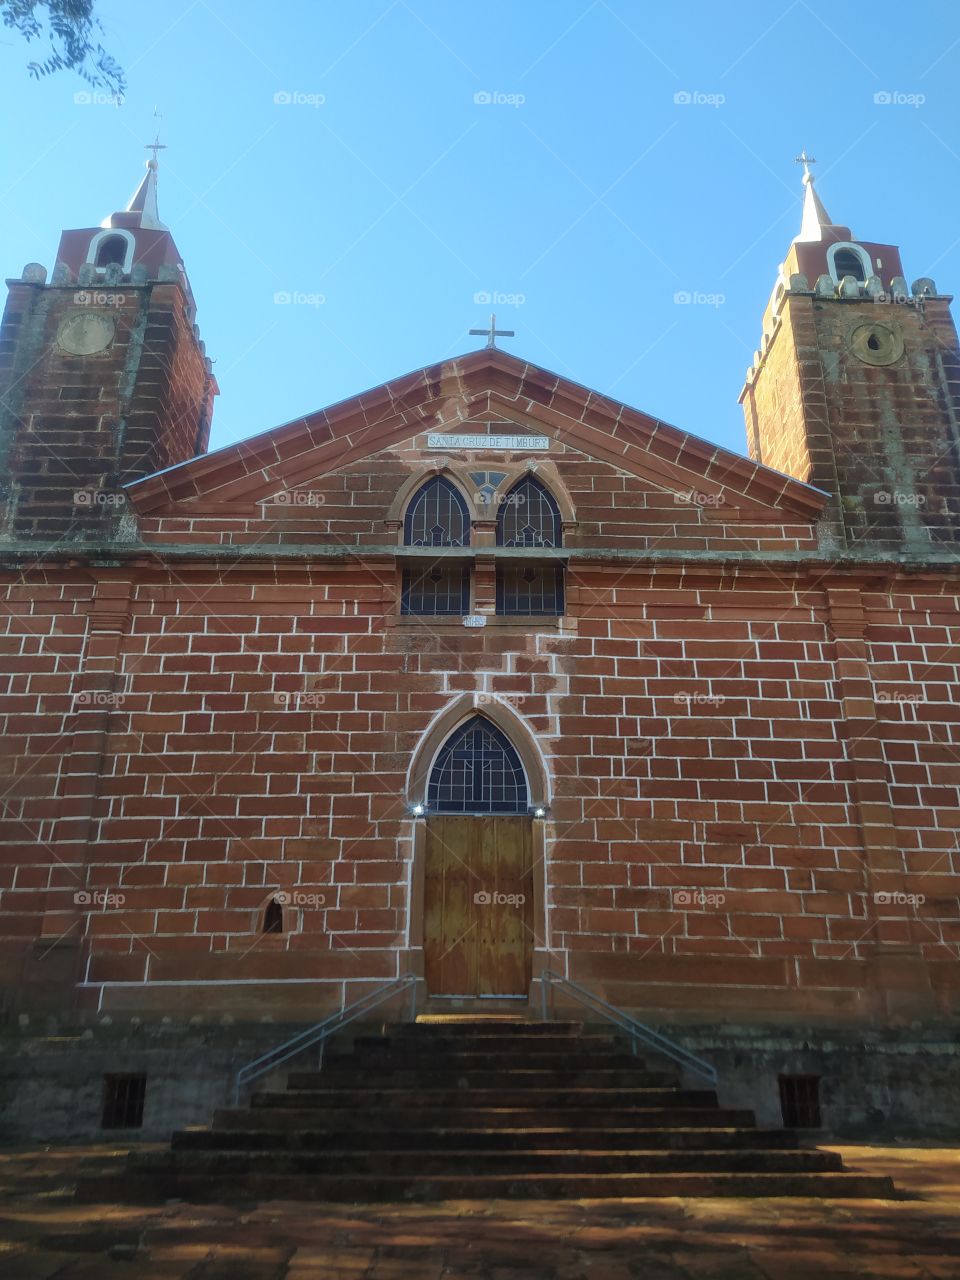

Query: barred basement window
<box><xmin>263</xmin><ymin>898</ymin><xmax>284</xmax><ymax>933</ymax></box>
<box><xmin>778</xmin><ymin>1074</ymin><xmax>822</xmax><ymax>1128</ymax></box>
<box><xmin>101</xmin><ymin>1073</ymin><xmax>147</xmax><ymax>1129</ymax></box>
<box><xmin>497</xmin><ymin>475</ymin><xmax>562</xmax><ymax>548</ymax></box>
<box><xmin>428</xmin><ymin>715</ymin><xmax>528</xmax><ymax>813</ymax></box>
<box><xmin>496</xmin><ymin>564</ymin><xmax>564</xmax><ymax>616</ymax></box>
<box><xmin>401</xmin><ymin>564</ymin><xmax>470</xmax><ymax>616</ymax></box>
<box><xmin>404</xmin><ymin>476</ymin><xmax>470</xmax><ymax>547</ymax></box>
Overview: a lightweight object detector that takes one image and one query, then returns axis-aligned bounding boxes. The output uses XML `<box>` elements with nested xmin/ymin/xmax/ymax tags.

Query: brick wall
<box><xmin>2</xmin><ymin>515</ymin><xmax>957</xmax><ymax>1022</ymax></box>
<box><xmin>1</xmin><ymin>344</ymin><xmax>956</xmax><ymax>1027</ymax></box>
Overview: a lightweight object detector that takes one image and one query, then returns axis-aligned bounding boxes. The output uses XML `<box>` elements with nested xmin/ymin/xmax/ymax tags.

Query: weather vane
<box><xmin>795</xmin><ymin>149</ymin><xmax>816</xmax><ymax>181</ymax></box>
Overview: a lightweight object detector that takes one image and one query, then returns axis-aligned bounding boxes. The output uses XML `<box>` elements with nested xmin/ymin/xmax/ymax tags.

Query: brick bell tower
<box><xmin>739</xmin><ymin>153</ymin><xmax>960</xmax><ymax>550</ymax></box>
<box><xmin>0</xmin><ymin>148</ymin><xmax>217</xmax><ymax>541</ymax></box>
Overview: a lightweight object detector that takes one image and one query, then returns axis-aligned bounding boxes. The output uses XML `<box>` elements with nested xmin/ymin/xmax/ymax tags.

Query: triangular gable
<box><xmin>126</xmin><ymin>349</ymin><xmax>827</xmax><ymax>519</ymax></box>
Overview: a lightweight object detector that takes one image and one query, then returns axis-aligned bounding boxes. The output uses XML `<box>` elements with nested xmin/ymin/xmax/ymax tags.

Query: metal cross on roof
<box><xmin>469</xmin><ymin>313</ymin><xmax>515</xmax><ymax>349</ymax></box>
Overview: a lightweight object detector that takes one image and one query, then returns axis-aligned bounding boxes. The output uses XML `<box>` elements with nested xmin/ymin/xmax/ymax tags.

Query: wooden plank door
<box><xmin>424</xmin><ymin>815</ymin><xmax>532</xmax><ymax>996</ymax></box>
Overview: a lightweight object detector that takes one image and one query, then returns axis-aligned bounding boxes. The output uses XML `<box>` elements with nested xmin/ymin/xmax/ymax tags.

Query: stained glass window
<box><xmin>404</xmin><ymin>476</ymin><xmax>470</xmax><ymax>547</ymax></box>
<box><xmin>401</xmin><ymin>564</ymin><xmax>470</xmax><ymax>616</ymax></box>
<box><xmin>497</xmin><ymin>564</ymin><xmax>564</xmax><ymax>616</ymax></box>
<box><xmin>428</xmin><ymin>715</ymin><xmax>529</xmax><ymax>813</ymax></box>
<box><xmin>497</xmin><ymin>476</ymin><xmax>562</xmax><ymax>548</ymax></box>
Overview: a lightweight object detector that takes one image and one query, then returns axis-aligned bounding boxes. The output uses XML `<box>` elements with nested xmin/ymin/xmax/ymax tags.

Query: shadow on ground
<box><xmin>0</xmin><ymin>1142</ymin><xmax>958</xmax><ymax>1278</ymax></box>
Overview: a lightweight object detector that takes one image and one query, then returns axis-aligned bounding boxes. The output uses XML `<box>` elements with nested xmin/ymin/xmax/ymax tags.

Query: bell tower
<box><xmin>0</xmin><ymin>149</ymin><xmax>217</xmax><ymax>542</ymax></box>
<box><xmin>739</xmin><ymin>154</ymin><xmax>960</xmax><ymax>550</ymax></box>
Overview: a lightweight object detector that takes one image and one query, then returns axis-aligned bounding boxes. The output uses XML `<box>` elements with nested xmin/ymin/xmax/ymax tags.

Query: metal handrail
<box><xmin>540</xmin><ymin>970</ymin><xmax>717</xmax><ymax>1086</ymax></box>
<box><xmin>234</xmin><ymin>973</ymin><xmax>418</xmax><ymax>1103</ymax></box>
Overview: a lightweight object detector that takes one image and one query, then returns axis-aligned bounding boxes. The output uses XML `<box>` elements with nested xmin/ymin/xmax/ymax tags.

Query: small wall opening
<box><xmin>263</xmin><ymin>897</ymin><xmax>284</xmax><ymax>934</ymax></box>
<box><xmin>778</xmin><ymin>1073</ymin><xmax>822</xmax><ymax>1128</ymax></box>
<box><xmin>100</xmin><ymin>1073</ymin><xmax>147</xmax><ymax>1129</ymax></box>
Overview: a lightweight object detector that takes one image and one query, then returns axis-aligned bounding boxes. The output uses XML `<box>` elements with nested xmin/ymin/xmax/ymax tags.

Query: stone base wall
<box><xmin>1</xmin><ymin>1017</ymin><xmax>958</xmax><ymax>1143</ymax></box>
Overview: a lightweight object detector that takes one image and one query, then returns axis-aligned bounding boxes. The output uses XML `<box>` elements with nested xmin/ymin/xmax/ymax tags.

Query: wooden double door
<box><xmin>423</xmin><ymin>815</ymin><xmax>533</xmax><ymax>997</ymax></box>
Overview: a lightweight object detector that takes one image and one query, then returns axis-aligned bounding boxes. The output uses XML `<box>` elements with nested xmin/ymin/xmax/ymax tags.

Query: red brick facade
<box><xmin>1</xmin><ymin>189</ymin><xmax>959</xmax><ymax>1032</ymax></box>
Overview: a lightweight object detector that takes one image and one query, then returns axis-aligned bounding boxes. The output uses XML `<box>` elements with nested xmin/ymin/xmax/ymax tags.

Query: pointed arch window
<box><xmin>495</xmin><ymin>475</ymin><xmax>564</xmax><ymax>616</ymax></box>
<box><xmin>427</xmin><ymin>715</ymin><xmax>529</xmax><ymax>813</ymax></box>
<box><xmin>401</xmin><ymin>476</ymin><xmax>471</xmax><ymax>616</ymax></box>
<box><xmin>497</xmin><ymin>475</ymin><xmax>562</xmax><ymax>549</ymax></box>
<box><xmin>404</xmin><ymin>476</ymin><xmax>470</xmax><ymax>547</ymax></box>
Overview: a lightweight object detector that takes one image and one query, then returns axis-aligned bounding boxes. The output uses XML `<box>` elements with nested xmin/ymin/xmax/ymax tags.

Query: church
<box><xmin>1</xmin><ymin>151</ymin><xmax>958</xmax><ymax>1142</ymax></box>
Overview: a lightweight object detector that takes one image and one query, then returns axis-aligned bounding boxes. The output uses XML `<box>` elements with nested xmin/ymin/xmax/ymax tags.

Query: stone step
<box><xmin>320</xmin><ymin>1048</ymin><xmax>656</xmax><ymax>1072</ymax></box>
<box><xmin>84</xmin><ymin>1015</ymin><xmax>897</xmax><ymax>1205</ymax></box>
<box><xmin>250</xmin><ymin>1086</ymin><xmax>719</xmax><ymax>1109</ymax></box>
<box><xmin>77</xmin><ymin>1169</ymin><xmax>897</xmax><ymax>1203</ymax></box>
<box><xmin>215</xmin><ymin>1105</ymin><xmax>755</xmax><ymax>1131</ymax></box>
<box><xmin>406</xmin><ymin>1021</ymin><xmax>584</xmax><ymax>1035</ymax></box>
<box><xmin>173</xmin><ymin>1125</ymin><xmax>801</xmax><ymax>1153</ymax></box>
<box><xmin>290</xmin><ymin>1068</ymin><xmax>679</xmax><ymax>1089</ymax></box>
<box><xmin>128</xmin><ymin>1147</ymin><xmax>846</xmax><ymax>1177</ymax></box>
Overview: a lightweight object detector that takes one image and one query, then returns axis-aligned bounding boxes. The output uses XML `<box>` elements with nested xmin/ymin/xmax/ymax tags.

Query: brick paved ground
<box><xmin>1</xmin><ymin>1143</ymin><xmax>958</xmax><ymax>1278</ymax></box>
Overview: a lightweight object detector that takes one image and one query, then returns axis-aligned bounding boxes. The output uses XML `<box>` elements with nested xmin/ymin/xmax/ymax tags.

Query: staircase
<box><xmin>78</xmin><ymin>1018</ymin><xmax>895</xmax><ymax>1201</ymax></box>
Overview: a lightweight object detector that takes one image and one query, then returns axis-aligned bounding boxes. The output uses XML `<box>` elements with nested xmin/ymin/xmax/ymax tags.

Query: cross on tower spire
<box><xmin>469</xmin><ymin>313</ymin><xmax>515</xmax><ymax>350</ymax></box>
<box><xmin>146</xmin><ymin>107</ymin><xmax>166</xmax><ymax>168</ymax></box>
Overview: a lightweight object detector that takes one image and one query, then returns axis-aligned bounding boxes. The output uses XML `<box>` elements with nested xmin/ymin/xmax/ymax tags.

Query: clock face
<box><xmin>847</xmin><ymin>321</ymin><xmax>904</xmax><ymax>367</ymax></box>
<box><xmin>57</xmin><ymin>312</ymin><xmax>116</xmax><ymax>355</ymax></box>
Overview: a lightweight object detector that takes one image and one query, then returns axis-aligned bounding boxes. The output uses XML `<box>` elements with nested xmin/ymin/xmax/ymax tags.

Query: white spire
<box><xmin>792</xmin><ymin>150</ymin><xmax>845</xmax><ymax>243</ymax></box>
<box><xmin>101</xmin><ymin>127</ymin><xmax>168</xmax><ymax>231</ymax></box>
<box><xmin>123</xmin><ymin>157</ymin><xmax>167</xmax><ymax>231</ymax></box>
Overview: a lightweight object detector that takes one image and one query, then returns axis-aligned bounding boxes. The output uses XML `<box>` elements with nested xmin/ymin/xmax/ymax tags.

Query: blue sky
<box><xmin>1</xmin><ymin>1</ymin><xmax>959</xmax><ymax>457</ymax></box>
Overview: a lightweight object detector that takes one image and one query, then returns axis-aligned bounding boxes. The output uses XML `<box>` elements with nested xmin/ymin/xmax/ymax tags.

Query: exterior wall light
<box><xmin>412</xmin><ymin>803</ymin><xmax>426</xmax><ymax>817</ymax></box>
<box><xmin>532</xmin><ymin>806</ymin><xmax>547</xmax><ymax>818</ymax></box>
